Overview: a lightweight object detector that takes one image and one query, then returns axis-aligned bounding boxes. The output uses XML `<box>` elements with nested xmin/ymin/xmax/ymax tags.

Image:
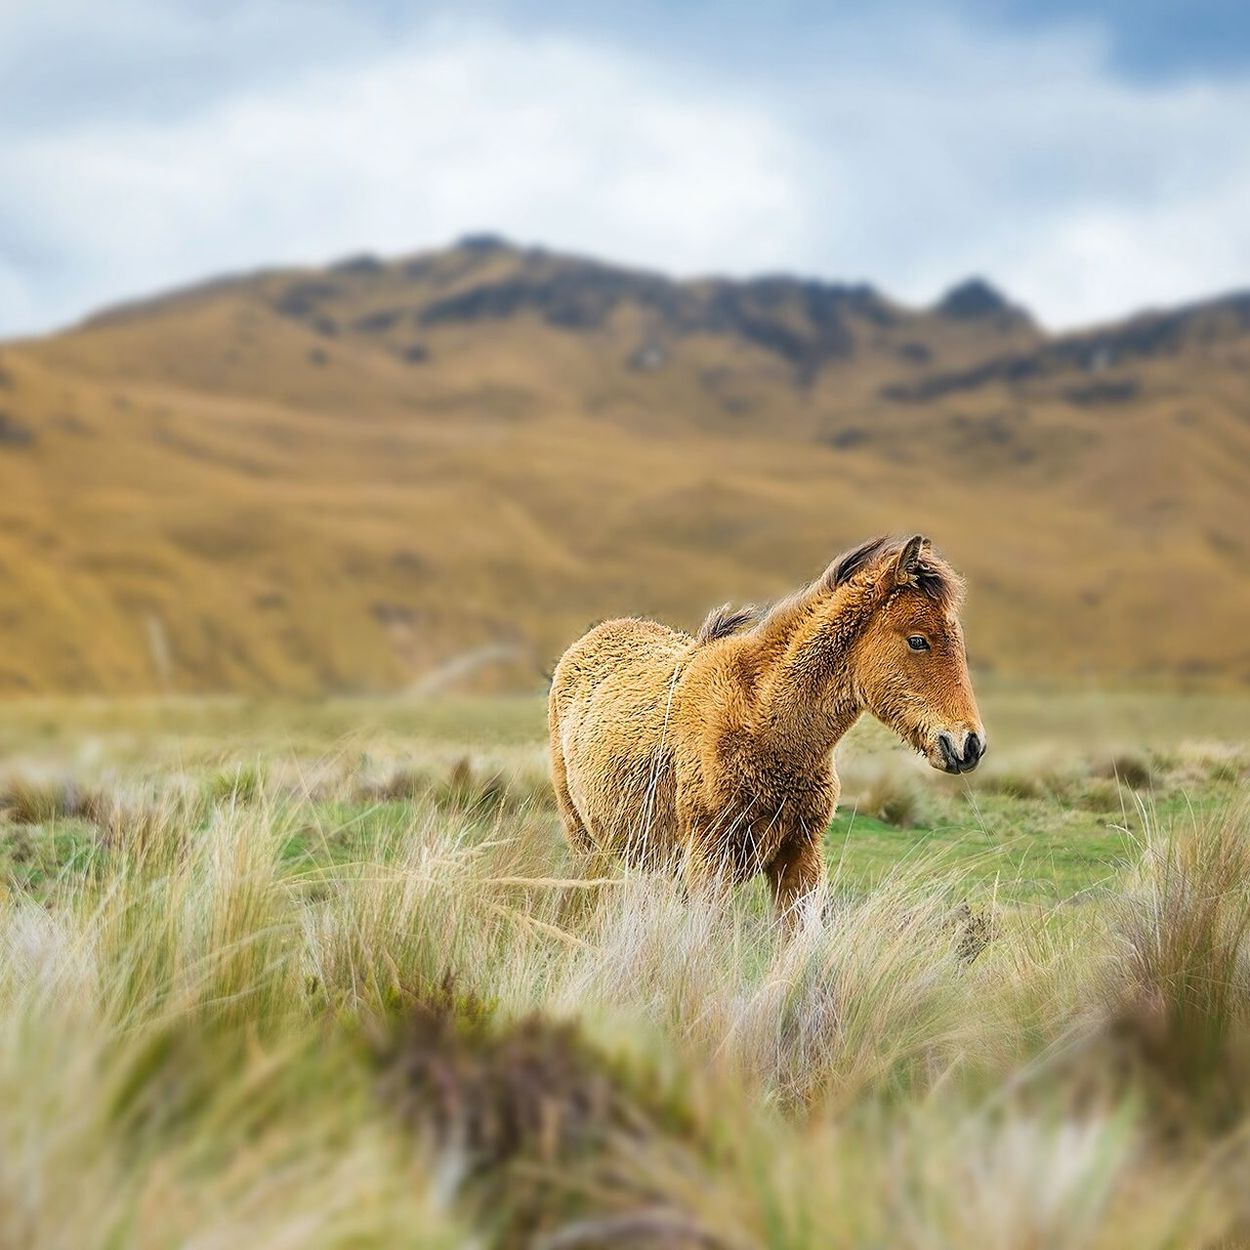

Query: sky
<box><xmin>3</xmin><ymin>0</ymin><xmax>1250</xmax><ymax>336</ymax></box>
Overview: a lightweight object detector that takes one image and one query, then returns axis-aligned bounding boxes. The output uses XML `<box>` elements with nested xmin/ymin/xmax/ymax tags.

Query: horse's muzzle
<box><xmin>937</xmin><ymin>730</ymin><xmax>985</xmax><ymax>774</ymax></box>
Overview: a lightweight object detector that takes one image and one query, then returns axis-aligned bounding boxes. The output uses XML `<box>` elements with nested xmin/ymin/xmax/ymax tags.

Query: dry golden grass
<box><xmin>2</xmin><ymin>701</ymin><xmax>1250</xmax><ymax>1248</ymax></box>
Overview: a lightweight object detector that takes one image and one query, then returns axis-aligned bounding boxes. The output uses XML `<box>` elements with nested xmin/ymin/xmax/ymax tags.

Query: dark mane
<box><xmin>695</xmin><ymin>602</ymin><xmax>761</xmax><ymax>645</ymax></box>
<box><xmin>751</xmin><ymin>535</ymin><xmax>963</xmax><ymax>639</ymax></box>
<box><xmin>911</xmin><ymin>556</ymin><xmax>963</xmax><ymax>609</ymax></box>
<box><xmin>821</xmin><ymin>535</ymin><xmax>895</xmax><ymax>590</ymax></box>
<box><xmin>818</xmin><ymin>535</ymin><xmax>961</xmax><ymax>608</ymax></box>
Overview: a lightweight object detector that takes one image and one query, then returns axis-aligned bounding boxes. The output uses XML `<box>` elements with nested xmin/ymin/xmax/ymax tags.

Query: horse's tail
<box><xmin>694</xmin><ymin>602</ymin><xmax>760</xmax><ymax>646</ymax></box>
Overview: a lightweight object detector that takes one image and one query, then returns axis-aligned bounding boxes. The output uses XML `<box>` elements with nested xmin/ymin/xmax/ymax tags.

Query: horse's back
<box><xmin>549</xmin><ymin>618</ymin><xmax>691</xmax><ymax>857</ymax></box>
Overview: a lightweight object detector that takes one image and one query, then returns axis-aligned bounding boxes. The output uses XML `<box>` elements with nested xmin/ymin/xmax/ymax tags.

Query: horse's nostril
<box><xmin>964</xmin><ymin>733</ymin><xmax>981</xmax><ymax>764</ymax></box>
<box><xmin>937</xmin><ymin>732</ymin><xmax>960</xmax><ymax>772</ymax></box>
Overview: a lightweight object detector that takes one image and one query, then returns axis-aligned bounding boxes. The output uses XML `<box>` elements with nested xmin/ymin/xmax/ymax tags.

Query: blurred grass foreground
<box><xmin>1</xmin><ymin>689</ymin><xmax>1250</xmax><ymax>1247</ymax></box>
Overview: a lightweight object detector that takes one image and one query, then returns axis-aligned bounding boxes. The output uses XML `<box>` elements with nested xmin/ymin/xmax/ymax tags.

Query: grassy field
<box><xmin>2</xmin><ymin>688</ymin><xmax>1250</xmax><ymax>1247</ymax></box>
<box><xmin>3</xmin><ymin>685</ymin><xmax>1245</xmax><ymax>900</ymax></box>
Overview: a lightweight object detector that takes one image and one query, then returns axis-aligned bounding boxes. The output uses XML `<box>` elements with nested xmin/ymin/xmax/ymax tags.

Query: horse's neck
<box><xmin>740</xmin><ymin>592</ymin><xmax>867</xmax><ymax>762</ymax></box>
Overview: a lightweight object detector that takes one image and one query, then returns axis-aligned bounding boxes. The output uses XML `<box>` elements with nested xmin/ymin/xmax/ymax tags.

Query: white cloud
<box><xmin>0</xmin><ymin>21</ymin><xmax>811</xmax><ymax>335</ymax></box>
<box><xmin>3</xmin><ymin>5</ymin><xmax>1250</xmax><ymax>334</ymax></box>
<box><xmin>762</xmin><ymin>15</ymin><xmax>1250</xmax><ymax>326</ymax></box>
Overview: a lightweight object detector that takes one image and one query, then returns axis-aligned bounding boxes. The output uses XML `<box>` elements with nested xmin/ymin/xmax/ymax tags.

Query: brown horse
<box><xmin>548</xmin><ymin>535</ymin><xmax>985</xmax><ymax>922</ymax></box>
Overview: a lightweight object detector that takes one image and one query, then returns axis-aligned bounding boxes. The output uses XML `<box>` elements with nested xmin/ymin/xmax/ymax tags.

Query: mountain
<box><xmin>0</xmin><ymin>236</ymin><xmax>1247</xmax><ymax>694</ymax></box>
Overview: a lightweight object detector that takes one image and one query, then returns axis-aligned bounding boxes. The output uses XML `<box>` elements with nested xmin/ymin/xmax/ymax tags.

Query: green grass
<box><xmin>827</xmin><ymin>809</ymin><xmax>1130</xmax><ymax>900</ymax></box>
<box><xmin>829</xmin><ymin>783</ymin><xmax>1244</xmax><ymax>901</ymax></box>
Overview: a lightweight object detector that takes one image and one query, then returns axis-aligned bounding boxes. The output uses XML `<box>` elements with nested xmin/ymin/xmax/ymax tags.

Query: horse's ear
<box><xmin>894</xmin><ymin>534</ymin><xmax>929</xmax><ymax>586</ymax></box>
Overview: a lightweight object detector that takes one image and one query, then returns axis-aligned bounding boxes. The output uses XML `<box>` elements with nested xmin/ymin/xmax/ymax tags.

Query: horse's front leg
<box><xmin>765</xmin><ymin>833</ymin><xmax>828</xmax><ymax>934</ymax></box>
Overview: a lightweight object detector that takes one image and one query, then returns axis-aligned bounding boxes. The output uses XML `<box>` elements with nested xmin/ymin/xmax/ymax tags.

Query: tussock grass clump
<box><xmin>1078</xmin><ymin>778</ymin><xmax>1125</xmax><ymax>813</ymax></box>
<box><xmin>1096</xmin><ymin>751</ymin><xmax>1154</xmax><ymax>790</ymax></box>
<box><xmin>734</xmin><ymin>875</ymin><xmax>978</xmax><ymax>1108</ymax></box>
<box><xmin>204</xmin><ymin>760</ymin><xmax>266</xmax><ymax>805</ymax></box>
<box><xmin>439</xmin><ymin>756</ymin><xmax>510</xmax><ymax>813</ymax></box>
<box><xmin>377</xmin><ymin>988</ymin><xmax>685</xmax><ymax>1245</ymax></box>
<box><xmin>85</xmin><ymin>782</ymin><xmax>207</xmax><ymax>859</ymax></box>
<box><xmin>845</xmin><ymin>762</ymin><xmax>930</xmax><ymax>828</ymax></box>
<box><xmin>1209</xmin><ymin>758</ymin><xmax>1244</xmax><ymax>784</ymax></box>
<box><xmin>0</xmin><ymin>772</ymin><xmax>92</xmax><ymax>825</ymax></box>
<box><xmin>1099</xmin><ymin>808</ymin><xmax>1250</xmax><ymax>1133</ymax></box>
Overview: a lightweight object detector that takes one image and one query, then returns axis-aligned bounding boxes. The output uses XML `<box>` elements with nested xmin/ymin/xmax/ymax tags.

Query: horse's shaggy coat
<box><xmin>548</xmin><ymin>536</ymin><xmax>985</xmax><ymax>920</ymax></box>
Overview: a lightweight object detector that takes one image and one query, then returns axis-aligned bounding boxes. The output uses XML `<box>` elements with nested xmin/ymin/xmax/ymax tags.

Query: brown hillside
<box><xmin>0</xmin><ymin>237</ymin><xmax>1247</xmax><ymax>694</ymax></box>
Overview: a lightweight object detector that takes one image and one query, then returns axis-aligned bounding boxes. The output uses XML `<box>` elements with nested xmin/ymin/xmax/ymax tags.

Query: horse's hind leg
<box><xmin>549</xmin><ymin>728</ymin><xmax>594</xmax><ymax>853</ymax></box>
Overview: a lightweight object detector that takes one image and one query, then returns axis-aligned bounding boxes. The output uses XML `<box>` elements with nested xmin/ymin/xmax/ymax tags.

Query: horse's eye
<box><xmin>907</xmin><ymin>635</ymin><xmax>930</xmax><ymax>652</ymax></box>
